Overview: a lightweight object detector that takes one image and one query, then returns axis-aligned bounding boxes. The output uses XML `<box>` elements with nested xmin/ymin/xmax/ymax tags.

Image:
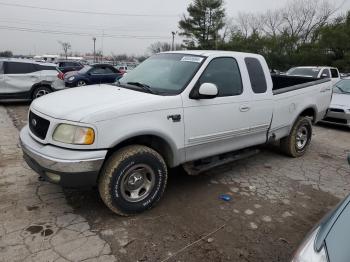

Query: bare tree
<box><xmin>230</xmin><ymin>0</ymin><xmax>335</xmax><ymax>44</ymax></box>
<box><xmin>282</xmin><ymin>0</ymin><xmax>335</xmax><ymax>42</ymax></box>
<box><xmin>235</xmin><ymin>12</ymin><xmax>264</xmax><ymax>38</ymax></box>
<box><xmin>58</xmin><ymin>41</ymin><xmax>71</xmax><ymax>59</ymax></box>
<box><xmin>261</xmin><ymin>10</ymin><xmax>284</xmax><ymax>37</ymax></box>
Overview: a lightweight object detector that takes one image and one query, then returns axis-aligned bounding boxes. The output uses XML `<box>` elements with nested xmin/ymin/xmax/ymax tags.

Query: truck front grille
<box><xmin>29</xmin><ymin>111</ymin><xmax>50</xmax><ymax>140</ymax></box>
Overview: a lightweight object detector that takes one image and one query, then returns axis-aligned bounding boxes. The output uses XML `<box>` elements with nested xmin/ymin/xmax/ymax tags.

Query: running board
<box><xmin>182</xmin><ymin>148</ymin><xmax>260</xmax><ymax>176</ymax></box>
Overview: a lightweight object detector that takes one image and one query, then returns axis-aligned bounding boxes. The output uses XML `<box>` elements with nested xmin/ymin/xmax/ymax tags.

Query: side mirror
<box><xmin>190</xmin><ymin>83</ymin><xmax>218</xmax><ymax>99</ymax></box>
<box><xmin>198</xmin><ymin>83</ymin><xmax>218</xmax><ymax>99</ymax></box>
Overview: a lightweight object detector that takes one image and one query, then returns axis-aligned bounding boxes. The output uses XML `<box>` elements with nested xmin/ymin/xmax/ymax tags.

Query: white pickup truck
<box><xmin>20</xmin><ymin>51</ymin><xmax>332</xmax><ymax>215</ymax></box>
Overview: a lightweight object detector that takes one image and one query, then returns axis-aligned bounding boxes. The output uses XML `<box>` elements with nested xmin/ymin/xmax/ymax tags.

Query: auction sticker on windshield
<box><xmin>181</xmin><ymin>56</ymin><xmax>204</xmax><ymax>63</ymax></box>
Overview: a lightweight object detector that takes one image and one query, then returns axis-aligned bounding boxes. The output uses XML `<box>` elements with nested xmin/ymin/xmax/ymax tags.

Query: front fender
<box><xmin>109</xmin><ymin>130</ymin><xmax>183</xmax><ymax>167</ymax></box>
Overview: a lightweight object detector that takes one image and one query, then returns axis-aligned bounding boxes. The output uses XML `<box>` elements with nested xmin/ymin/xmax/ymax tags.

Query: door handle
<box><xmin>239</xmin><ymin>105</ymin><xmax>250</xmax><ymax>112</ymax></box>
<box><xmin>320</xmin><ymin>88</ymin><xmax>331</xmax><ymax>93</ymax></box>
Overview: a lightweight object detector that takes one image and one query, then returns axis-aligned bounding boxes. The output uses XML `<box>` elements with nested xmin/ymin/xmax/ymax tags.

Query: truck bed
<box><xmin>271</xmin><ymin>75</ymin><xmax>329</xmax><ymax>94</ymax></box>
<box><xmin>269</xmin><ymin>75</ymin><xmax>332</xmax><ymax>141</ymax></box>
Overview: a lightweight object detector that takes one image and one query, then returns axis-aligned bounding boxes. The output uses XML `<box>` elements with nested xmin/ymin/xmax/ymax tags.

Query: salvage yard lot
<box><xmin>1</xmin><ymin>103</ymin><xmax>350</xmax><ymax>262</ymax></box>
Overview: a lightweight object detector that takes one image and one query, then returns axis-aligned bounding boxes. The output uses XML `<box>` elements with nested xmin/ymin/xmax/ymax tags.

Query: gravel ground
<box><xmin>2</xmin><ymin>102</ymin><xmax>350</xmax><ymax>262</ymax></box>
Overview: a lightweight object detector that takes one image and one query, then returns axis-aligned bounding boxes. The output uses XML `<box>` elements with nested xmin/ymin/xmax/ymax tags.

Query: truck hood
<box><xmin>330</xmin><ymin>93</ymin><xmax>350</xmax><ymax>108</ymax></box>
<box><xmin>31</xmin><ymin>85</ymin><xmax>182</xmax><ymax>122</ymax></box>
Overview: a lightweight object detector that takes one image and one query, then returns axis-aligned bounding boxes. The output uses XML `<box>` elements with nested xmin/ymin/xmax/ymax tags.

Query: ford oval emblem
<box><xmin>32</xmin><ymin>118</ymin><xmax>37</xmax><ymax>127</ymax></box>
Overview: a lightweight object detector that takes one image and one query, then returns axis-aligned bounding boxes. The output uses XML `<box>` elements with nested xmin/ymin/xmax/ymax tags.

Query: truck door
<box><xmin>182</xmin><ymin>56</ymin><xmax>272</xmax><ymax>162</ymax></box>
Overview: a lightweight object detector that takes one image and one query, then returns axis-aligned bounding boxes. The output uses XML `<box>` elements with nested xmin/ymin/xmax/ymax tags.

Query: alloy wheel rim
<box><xmin>77</xmin><ymin>81</ymin><xmax>86</xmax><ymax>86</ymax></box>
<box><xmin>296</xmin><ymin>125</ymin><xmax>309</xmax><ymax>149</ymax></box>
<box><xmin>120</xmin><ymin>164</ymin><xmax>155</xmax><ymax>203</ymax></box>
<box><xmin>35</xmin><ymin>89</ymin><xmax>49</xmax><ymax>98</ymax></box>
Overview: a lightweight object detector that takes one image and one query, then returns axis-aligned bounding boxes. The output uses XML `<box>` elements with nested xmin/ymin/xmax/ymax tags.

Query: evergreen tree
<box><xmin>179</xmin><ymin>0</ymin><xmax>226</xmax><ymax>49</ymax></box>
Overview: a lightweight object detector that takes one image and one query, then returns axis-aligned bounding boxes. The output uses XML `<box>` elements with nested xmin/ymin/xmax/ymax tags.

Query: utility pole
<box><xmin>171</xmin><ymin>31</ymin><xmax>177</xmax><ymax>51</ymax></box>
<box><xmin>92</xmin><ymin>37</ymin><xmax>96</xmax><ymax>63</ymax></box>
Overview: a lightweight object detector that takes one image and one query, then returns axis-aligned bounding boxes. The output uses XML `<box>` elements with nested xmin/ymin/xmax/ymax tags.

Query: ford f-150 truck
<box><xmin>20</xmin><ymin>51</ymin><xmax>333</xmax><ymax>216</ymax></box>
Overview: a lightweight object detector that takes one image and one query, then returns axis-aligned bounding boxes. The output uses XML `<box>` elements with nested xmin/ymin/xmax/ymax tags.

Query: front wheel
<box><xmin>280</xmin><ymin>116</ymin><xmax>312</xmax><ymax>157</ymax></box>
<box><xmin>98</xmin><ymin>145</ymin><xmax>168</xmax><ymax>216</ymax></box>
<box><xmin>77</xmin><ymin>80</ymin><xmax>87</xmax><ymax>87</ymax></box>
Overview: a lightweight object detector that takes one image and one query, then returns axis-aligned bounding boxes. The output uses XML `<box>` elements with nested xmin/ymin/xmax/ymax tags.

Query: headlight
<box><xmin>53</xmin><ymin>124</ymin><xmax>95</xmax><ymax>145</ymax></box>
<box><xmin>291</xmin><ymin>227</ymin><xmax>328</xmax><ymax>262</ymax></box>
<box><xmin>68</xmin><ymin>76</ymin><xmax>75</xmax><ymax>81</ymax></box>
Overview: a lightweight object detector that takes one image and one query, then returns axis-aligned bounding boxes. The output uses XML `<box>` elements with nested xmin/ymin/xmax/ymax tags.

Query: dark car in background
<box><xmin>57</xmin><ymin>60</ymin><xmax>84</xmax><ymax>74</ymax></box>
<box><xmin>64</xmin><ymin>64</ymin><xmax>124</xmax><ymax>87</ymax></box>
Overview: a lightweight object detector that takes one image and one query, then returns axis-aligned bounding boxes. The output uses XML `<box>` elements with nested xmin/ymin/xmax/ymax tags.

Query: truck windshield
<box><xmin>118</xmin><ymin>53</ymin><xmax>205</xmax><ymax>95</ymax></box>
<box><xmin>286</xmin><ymin>67</ymin><xmax>320</xmax><ymax>78</ymax></box>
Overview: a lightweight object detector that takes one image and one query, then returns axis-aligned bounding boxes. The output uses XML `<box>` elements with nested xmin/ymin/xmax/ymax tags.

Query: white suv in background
<box><xmin>0</xmin><ymin>59</ymin><xmax>65</xmax><ymax>101</ymax></box>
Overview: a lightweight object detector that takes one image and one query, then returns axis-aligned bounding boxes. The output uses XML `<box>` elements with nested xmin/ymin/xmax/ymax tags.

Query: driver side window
<box><xmin>197</xmin><ymin>57</ymin><xmax>243</xmax><ymax>97</ymax></box>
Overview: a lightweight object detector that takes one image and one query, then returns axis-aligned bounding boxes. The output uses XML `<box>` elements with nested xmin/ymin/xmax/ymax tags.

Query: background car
<box><xmin>57</xmin><ymin>60</ymin><xmax>84</xmax><ymax>74</ymax></box>
<box><xmin>0</xmin><ymin>58</ymin><xmax>65</xmax><ymax>100</ymax></box>
<box><xmin>292</xmin><ymin>154</ymin><xmax>350</xmax><ymax>262</ymax></box>
<box><xmin>64</xmin><ymin>64</ymin><xmax>123</xmax><ymax>87</ymax></box>
<box><xmin>286</xmin><ymin>66</ymin><xmax>340</xmax><ymax>84</ymax></box>
<box><xmin>115</xmin><ymin>65</ymin><xmax>128</xmax><ymax>74</ymax></box>
<box><xmin>322</xmin><ymin>78</ymin><xmax>350</xmax><ymax>127</ymax></box>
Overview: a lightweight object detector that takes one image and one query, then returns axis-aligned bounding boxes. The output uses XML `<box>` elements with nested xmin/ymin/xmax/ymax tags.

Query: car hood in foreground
<box><xmin>31</xmin><ymin>84</ymin><xmax>182</xmax><ymax>123</ymax></box>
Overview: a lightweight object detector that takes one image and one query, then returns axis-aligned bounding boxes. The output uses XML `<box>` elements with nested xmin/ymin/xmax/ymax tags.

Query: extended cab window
<box><xmin>5</xmin><ymin>62</ymin><xmax>37</xmax><ymax>74</ymax></box>
<box><xmin>321</xmin><ymin>69</ymin><xmax>330</xmax><ymax>78</ymax></box>
<box><xmin>330</xmin><ymin>69</ymin><xmax>339</xmax><ymax>78</ymax></box>
<box><xmin>245</xmin><ymin>57</ymin><xmax>267</xmax><ymax>94</ymax></box>
<box><xmin>198</xmin><ymin>57</ymin><xmax>243</xmax><ymax>97</ymax></box>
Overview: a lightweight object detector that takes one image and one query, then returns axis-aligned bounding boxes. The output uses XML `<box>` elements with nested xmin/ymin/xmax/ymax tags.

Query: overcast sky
<box><xmin>0</xmin><ymin>0</ymin><xmax>349</xmax><ymax>56</ymax></box>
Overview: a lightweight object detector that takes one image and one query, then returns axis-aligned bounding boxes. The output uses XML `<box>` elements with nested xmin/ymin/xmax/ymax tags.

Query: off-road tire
<box><xmin>280</xmin><ymin>116</ymin><xmax>312</xmax><ymax>157</ymax></box>
<box><xmin>32</xmin><ymin>86</ymin><xmax>52</xmax><ymax>99</ymax></box>
<box><xmin>98</xmin><ymin>145</ymin><xmax>168</xmax><ymax>216</ymax></box>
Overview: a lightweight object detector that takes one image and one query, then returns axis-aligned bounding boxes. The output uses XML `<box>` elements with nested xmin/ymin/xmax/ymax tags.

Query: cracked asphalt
<box><xmin>1</xmin><ymin>103</ymin><xmax>350</xmax><ymax>262</ymax></box>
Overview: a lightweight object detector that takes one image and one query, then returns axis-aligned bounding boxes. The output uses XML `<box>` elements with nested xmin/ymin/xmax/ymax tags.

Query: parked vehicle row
<box><xmin>20</xmin><ymin>51</ymin><xmax>333</xmax><ymax>216</ymax></box>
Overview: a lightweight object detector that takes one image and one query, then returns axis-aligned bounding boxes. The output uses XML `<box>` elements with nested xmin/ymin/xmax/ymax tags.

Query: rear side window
<box><xmin>198</xmin><ymin>57</ymin><xmax>243</xmax><ymax>97</ymax></box>
<box><xmin>245</xmin><ymin>57</ymin><xmax>267</xmax><ymax>94</ymax></box>
<box><xmin>36</xmin><ymin>64</ymin><xmax>56</xmax><ymax>71</ymax></box>
<box><xmin>330</xmin><ymin>69</ymin><xmax>339</xmax><ymax>78</ymax></box>
<box><xmin>5</xmin><ymin>62</ymin><xmax>37</xmax><ymax>74</ymax></box>
<box><xmin>321</xmin><ymin>69</ymin><xmax>330</xmax><ymax>78</ymax></box>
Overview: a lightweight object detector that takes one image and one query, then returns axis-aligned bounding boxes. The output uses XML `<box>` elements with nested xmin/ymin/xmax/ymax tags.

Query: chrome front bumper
<box><xmin>19</xmin><ymin>125</ymin><xmax>107</xmax><ymax>187</ymax></box>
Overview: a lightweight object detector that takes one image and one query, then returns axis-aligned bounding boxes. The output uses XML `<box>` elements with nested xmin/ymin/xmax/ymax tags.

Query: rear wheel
<box><xmin>98</xmin><ymin>145</ymin><xmax>168</xmax><ymax>216</ymax></box>
<box><xmin>280</xmin><ymin>117</ymin><xmax>312</xmax><ymax>157</ymax></box>
<box><xmin>32</xmin><ymin>86</ymin><xmax>52</xmax><ymax>99</ymax></box>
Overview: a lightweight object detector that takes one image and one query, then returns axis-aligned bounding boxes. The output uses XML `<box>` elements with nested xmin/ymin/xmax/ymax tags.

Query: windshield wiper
<box><xmin>127</xmin><ymin>82</ymin><xmax>155</xmax><ymax>94</ymax></box>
